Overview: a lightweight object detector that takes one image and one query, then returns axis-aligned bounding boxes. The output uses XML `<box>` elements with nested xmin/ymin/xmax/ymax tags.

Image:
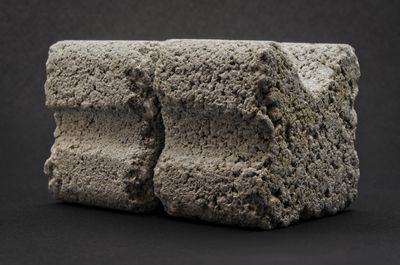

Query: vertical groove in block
<box><xmin>153</xmin><ymin>40</ymin><xmax>360</xmax><ymax>229</ymax></box>
<box><xmin>44</xmin><ymin>41</ymin><xmax>164</xmax><ymax>211</ymax></box>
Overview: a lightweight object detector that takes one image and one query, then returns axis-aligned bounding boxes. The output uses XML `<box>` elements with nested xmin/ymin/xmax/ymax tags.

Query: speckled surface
<box><xmin>154</xmin><ymin>40</ymin><xmax>360</xmax><ymax>229</ymax></box>
<box><xmin>44</xmin><ymin>41</ymin><xmax>164</xmax><ymax>211</ymax></box>
<box><xmin>44</xmin><ymin>40</ymin><xmax>360</xmax><ymax>228</ymax></box>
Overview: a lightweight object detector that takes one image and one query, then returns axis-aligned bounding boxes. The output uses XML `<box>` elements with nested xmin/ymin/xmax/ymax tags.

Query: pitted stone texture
<box><xmin>44</xmin><ymin>41</ymin><xmax>164</xmax><ymax>211</ymax></box>
<box><xmin>153</xmin><ymin>40</ymin><xmax>360</xmax><ymax>229</ymax></box>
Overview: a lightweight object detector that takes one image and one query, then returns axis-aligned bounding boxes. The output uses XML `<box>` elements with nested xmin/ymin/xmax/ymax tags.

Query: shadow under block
<box><xmin>44</xmin><ymin>40</ymin><xmax>360</xmax><ymax>228</ymax></box>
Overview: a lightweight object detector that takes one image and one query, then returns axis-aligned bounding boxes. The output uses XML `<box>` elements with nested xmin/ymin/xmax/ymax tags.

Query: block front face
<box><xmin>44</xmin><ymin>41</ymin><xmax>164</xmax><ymax>211</ymax></box>
<box><xmin>153</xmin><ymin>40</ymin><xmax>360</xmax><ymax>229</ymax></box>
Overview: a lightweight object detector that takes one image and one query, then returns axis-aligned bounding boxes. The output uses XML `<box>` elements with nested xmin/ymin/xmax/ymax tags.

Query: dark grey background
<box><xmin>1</xmin><ymin>0</ymin><xmax>399</xmax><ymax>264</ymax></box>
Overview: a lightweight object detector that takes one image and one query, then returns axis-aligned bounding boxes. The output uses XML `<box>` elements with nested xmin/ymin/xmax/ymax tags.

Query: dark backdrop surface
<box><xmin>1</xmin><ymin>0</ymin><xmax>399</xmax><ymax>264</ymax></box>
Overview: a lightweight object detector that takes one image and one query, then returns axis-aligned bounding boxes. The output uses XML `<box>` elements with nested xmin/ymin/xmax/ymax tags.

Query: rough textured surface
<box><xmin>44</xmin><ymin>40</ymin><xmax>360</xmax><ymax>228</ymax></box>
<box><xmin>153</xmin><ymin>40</ymin><xmax>360</xmax><ymax>229</ymax></box>
<box><xmin>44</xmin><ymin>41</ymin><xmax>164</xmax><ymax>211</ymax></box>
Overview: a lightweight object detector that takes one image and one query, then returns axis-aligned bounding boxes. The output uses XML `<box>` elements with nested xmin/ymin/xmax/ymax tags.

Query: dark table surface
<box><xmin>1</xmin><ymin>1</ymin><xmax>399</xmax><ymax>264</ymax></box>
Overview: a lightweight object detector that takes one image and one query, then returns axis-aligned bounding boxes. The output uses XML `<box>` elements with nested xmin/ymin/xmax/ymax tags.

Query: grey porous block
<box><xmin>153</xmin><ymin>40</ymin><xmax>360</xmax><ymax>229</ymax></box>
<box><xmin>44</xmin><ymin>41</ymin><xmax>164</xmax><ymax>211</ymax></box>
<box><xmin>44</xmin><ymin>40</ymin><xmax>360</xmax><ymax>229</ymax></box>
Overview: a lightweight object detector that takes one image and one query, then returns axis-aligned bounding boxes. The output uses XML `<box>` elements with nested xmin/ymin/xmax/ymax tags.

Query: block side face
<box><xmin>280</xmin><ymin>43</ymin><xmax>360</xmax><ymax>212</ymax></box>
<box><xmin>154</xmin><ymin>40</ymin><xmax>360</xmax><ymax>229</ymax></box>
<box><xmin>44</xmin><ymin>41</ymin><xmax>164</xmax><ymax>211</ymax></box>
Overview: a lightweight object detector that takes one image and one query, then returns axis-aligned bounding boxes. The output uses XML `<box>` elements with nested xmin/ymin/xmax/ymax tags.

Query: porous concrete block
<box><xmin>153</xmin><ymin>40</ymin><xmax>360</xmax><ymax>229</ymax></box>
<box><xmin>44</xmin><ymin>41</ymin><xmax>164</xmax><ymax>211</ymax></box>
<box><xmin>44</xmin><ymin>40</ymin><xmax>360</xmax><ymax>229</ymax></box>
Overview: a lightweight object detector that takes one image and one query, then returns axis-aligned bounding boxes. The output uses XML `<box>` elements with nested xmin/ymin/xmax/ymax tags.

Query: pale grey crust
<box><xmin>153</xmin><ymin>40</ymin><xmax>360</xmax><ymax>229</ymax></box>
<box><xmin>44</xmin><ymin>41</ymin><xmax>164</xmax><ymax>211</ymax></box>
